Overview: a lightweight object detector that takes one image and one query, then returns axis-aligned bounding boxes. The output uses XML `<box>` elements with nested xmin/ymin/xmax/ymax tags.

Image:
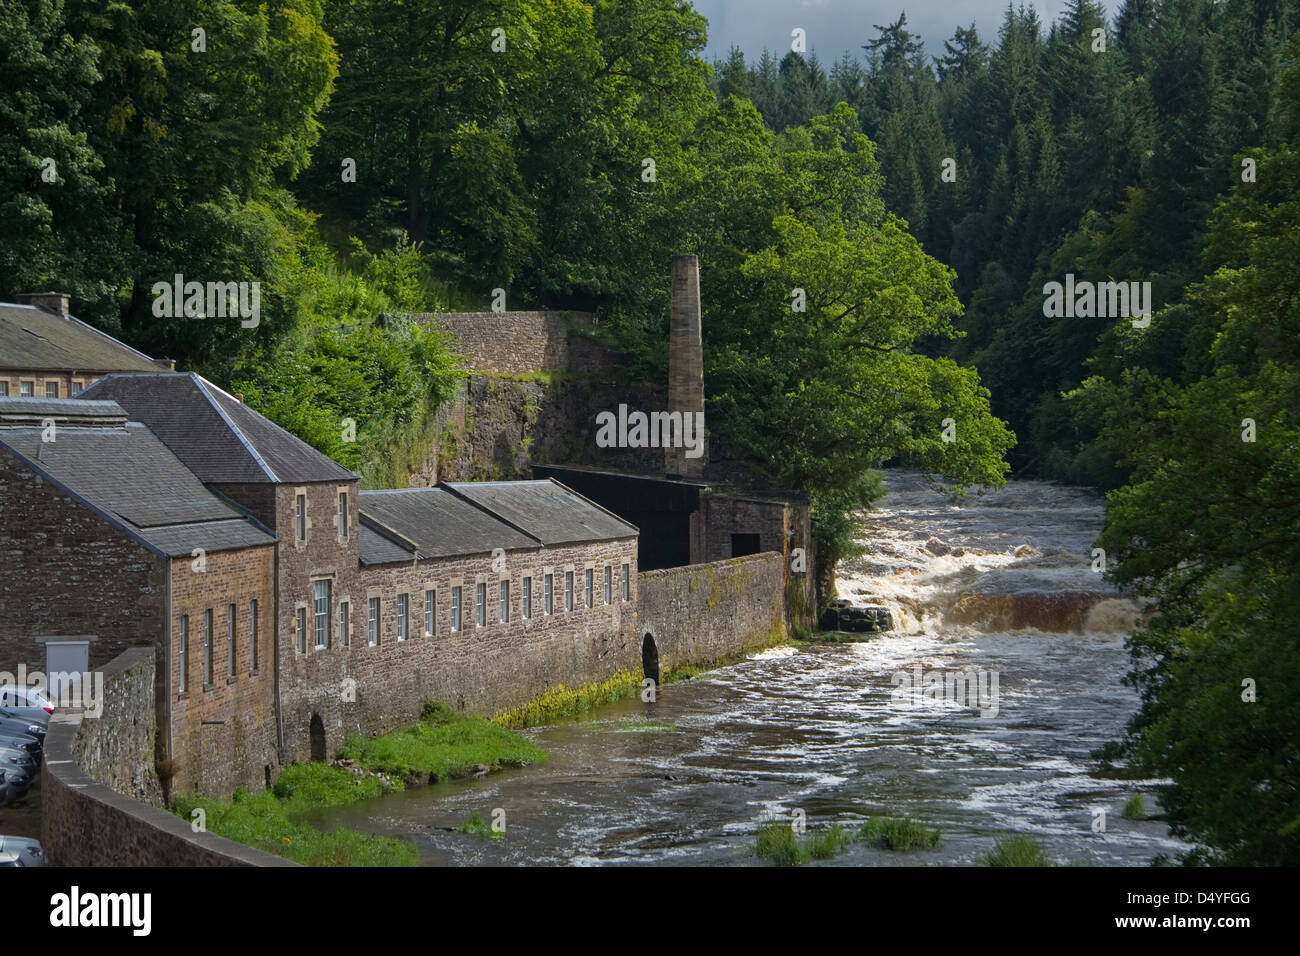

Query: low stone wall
<box><xmin>417</xmin><ymin>311</ymin><xmax>619</xmax><ymax>376</ymax></box>
<box><xmin>71</xmin><ymin>646</ymin><xmax>165</xmax><ymax>806</ymax></box>
<box><xmin>636</xmin><ymin>553</ymin><xmax>786</xmax><ymax>672</ymax></box>
<box><xmin>41</xmin><ymin>647</ymin><xmax>292</xmax><ymax>867</ymax></box>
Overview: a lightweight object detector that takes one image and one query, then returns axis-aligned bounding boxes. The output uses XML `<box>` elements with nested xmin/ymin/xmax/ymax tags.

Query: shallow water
<box><xmin>312</xmin><ymin>471</ymin><xmax>1187</xmax><ymax>865</ymax></box>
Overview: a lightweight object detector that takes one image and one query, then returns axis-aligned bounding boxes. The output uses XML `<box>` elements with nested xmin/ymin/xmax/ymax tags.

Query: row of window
<box><xmin>0</xmin><ymin>380</ymin><xmax>86</xmax><ymax>397</ymax></box>
<box><xmin>176</xmin><ymin>600</ymin><xmax>259</xmax><ymax>694</ymax></box>
<box><xmin>293</xmin><ymin>490</ymin><xmax>348</xmax><ymax>544</ymax></box>
<box><xmin>296</xmin><ymin>563</ymin><xmax>632</xmax><ymax>652</ymax></box>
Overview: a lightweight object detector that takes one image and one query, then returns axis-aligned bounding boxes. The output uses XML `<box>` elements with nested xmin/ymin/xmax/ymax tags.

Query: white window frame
<box><xmin>604</xmin><ymin>565</ymin><xmax>612</xmax><ymax>605</ymax></box>
<box><xmin>622</xmin><ymin>563</ymin><xmax>630</xmax><ymax>601</ymax></box>
<box><xmin>368</xmin><ymin>597</ymin><xmax>379</xmax><ymax>646</ymax></box>
<box><xmin>425</xmin><ymin>589</ymin><xmax>435</xmax><ymax>637</ymax></box>
<box><xmin>337</xmin><ymin>599</ymin><xmax>349</xmax><ymax>648</ymax></box>
<box><xmin>544</xmin><ymin>573</ymin><xmax>553</xmax><ymax>615</ymax></box>
<box><xmin>451</xmin><ymin>586</ymin><xmax>462</xmax><ymax>632</ymax></box>
<box><xmin>500</xmin><ymin>580</ymin><xmax>510</xmax><ymax>623</ymax></box>
<box><xmin>476</xmin><ymin>583</ymin><xmax>486</xmax><ymax>628</ymax></box>
<box><xmin>314</xmin><ymin>580</ymin><xmax>331</xmax><ymax>649</ymax></box>
<box><xmin>565</xmin><ymin>571</ymin><xmax>574</xmax><ymax>612</ymax></box>
<box><xmin>398</xmin><ymin>593</ymin><xmax>409</xmax><ymax>641</ymax></box>
<box><xmin>523</xmin><ymin>576</ymin><xmax>532</xmax><ymax>619</ymax></box>
<box><xmin>295</xmin><ymin>493</ymin><xmax>307</xmax><ymax>543</ymax></box>
<box><xmin>585</xmin><ymin>569</ymin><xmax>593</xmax><ymax>608</ymax></box>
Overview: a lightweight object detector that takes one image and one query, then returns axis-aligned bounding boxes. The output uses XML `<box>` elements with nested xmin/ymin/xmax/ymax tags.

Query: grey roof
<box><xmin>0</xmin><ymin>303</ymin><xmax>163</xmax><ymax>373</ymax></box>
<box><xmin>78</xmin><ymin>372</ymin><xmax>356</xmax><ymax>484</ymax></box>
<box><xmin>443</xmin><ymin>480</ymin><xmax>638</xmax><ymax>545</ymax></box>
<box><xmin>358</xmin><ymin>487</ymin><xmax>537</xmax><ymax>563</ymax></box>
<box><xmin>0</xmin><ymin>419</ymin><xmax>275</xmax><ymax>557</ymax></box>
<box><xmin>0</xmin><ymin>397</ymin><xmax>126</xmax><ymax>426</ymax></box>
<box><xmin>358</xmin><ymin>523</ymin><xmax>417</xmax><ymax>566</ymax></box>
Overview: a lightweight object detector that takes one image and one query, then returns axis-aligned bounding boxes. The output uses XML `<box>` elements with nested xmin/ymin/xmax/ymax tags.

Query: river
<box><xmin>312</xmin><ymin>471</ymin><xmax>1187</xmax><ymax>865</ymax></box>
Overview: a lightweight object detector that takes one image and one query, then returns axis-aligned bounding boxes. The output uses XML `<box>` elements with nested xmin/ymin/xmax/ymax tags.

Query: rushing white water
<box><xmin>312</xmin><ymin>471</ymin><xmax>1188</xmax><ymax>865</ymax></box>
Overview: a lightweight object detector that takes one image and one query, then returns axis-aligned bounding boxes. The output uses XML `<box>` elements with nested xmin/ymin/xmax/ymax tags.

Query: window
<box><xmin>622</xmin><ymin>563</ymin><xmax>630</xmax><ymax>601</ymax></box>
<box><xmin>0</xmin><ymin>382</ymin><xmax>7</xmax><ymax>396</ymax></box>
<box><xmin>565</xmin><ymin>571</ymin><xmax>574</xmax><ymax>612</ymax></box>
<box><xmin>523</xmin><ymin>577</ymin><xmax>532</xmax><ymax>619</ymax></box>
<box><xmin>45</xmin><ymin>381</ymin><xmax>58</xmax><ymax>398</ymax></box>
<box><xmin>604</xmin><ymin>566</ymin><xmax>612</xmax><ymax>605</ymax></box>
<box><xmin>338</xmin><ymin>491</ymin><xmax>348</xmax><ymax>539</ymax></box>
<box><xmin>585</xmin><ymin>569</ymin><xmax>593</xmax><ymax>608</ymax></box>
<box><xmin>204</xmin><ymin>609</ymin><xmax>213</xmax><ymax>684</ymax></box>
<box><xmin>296</xmin><ymin>607</ymin><xmax>306</xmax><ymax>653</ymax></box>
<box><xmin>338</xmin><ymin>600</ymin><xmax>349</xmax><ymax>648</ymax></box>
<box><xmin>476</xmin><ymin>583</ymin><xmax>486</xmax><ymax>627</ymax></box>
<box><xmin>499</xmin><ymin>581</ymin><xmax>510</xmax><ymax>623</ymax></box>
<box><xmin>368</xmin><ymin>597</ymin><xmax>379</xmax><ymax>646</ymax></box>
<box><xmin>72</xmin><ymin>380</ymin><xmax>84</xmax><ymax>395</ymax></box>
<box><xmin>314</xmin><ymin>581</ymin><xmax>331</xmax><ymax>649</ymax></box>
<box><xmin>20</xmin><ymin>381</ymin><xmax>33</xmax><ymax>397</ymax></box>
<box><xmin>178</xmin><ymin>615</ymin><xmax>189</xmax><ymax>694</ymax></box>
<box><xmin>249</xmin><ymin>599</ymin><xmax>258</xmax><ymax>672</ymax></box>
<box><xmin>425</xmin><ymin>590</ymin><xmax>435</xmax><ymax>637</ymax></box>
<box><xmin>398</xmin><ymin>593</ymin><xmax>409</xmax><ymax>641</ymax></box>
<box><xmin>228</xmin><ymin>603</ymin><xmax>237</xmax><ymax>676</ymax></box>
<box><xmin>295</xmin><ymin>493</ymin><xmax>306</xmax><ymax>542</ymax></box>
<box><xmin>451</xmin><ymin>587</ymin><xmax>461</xmax><ymax>632</ymax></box>
<box><xmin>544</xmin><ymin>574</ymin><xmax>553</xmax><ymax>615</ymax></box>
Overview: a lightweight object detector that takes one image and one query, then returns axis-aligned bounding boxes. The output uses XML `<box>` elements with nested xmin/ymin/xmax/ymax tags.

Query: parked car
<box><xmin>0</xmin><ymin>717</ymin><xmax>45</xmax><ymax>742</ymax></box>
<box><xmin>0</xmin><ymin>746</ymin><xmax>38</xmax><ymax>773</ymax></box>
<box><xmin>0</xmin><ymin>687</ymin><xmax>54</xmax><ymax>720</ymax></box>
<box><xmin>0</xmin><ymin>706</ymin><xmax>48</xmax><ymax>730</ymax></box>
<box><xmin>0</xmin><ymin>851</ymin><xmax>25</xmax><ymax>867</ymax></box>
<box><xmin>0</xmin><ymin>734</ymin><xmax>41</xmax><ymax>764</ymax></box>
<box><xmin>0</xmin><ymin>767</ymin><xmax>33</xmax><ymax>804</ymax></box>
<box><xmin>0</xmin><ymin>836</ymin><xmax>45</xmax><ymax>867</ymax></box>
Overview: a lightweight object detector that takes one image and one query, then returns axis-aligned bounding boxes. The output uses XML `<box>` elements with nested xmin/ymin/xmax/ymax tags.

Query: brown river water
<box><xmin>310</xmin><ymin>471</ymin><xmax>1189</xmax><ymax>865</ymax></box>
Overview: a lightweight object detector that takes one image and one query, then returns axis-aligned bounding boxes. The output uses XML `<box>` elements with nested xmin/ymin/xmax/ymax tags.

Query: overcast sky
<box><xmin>691</xmin><ymin>0</ymin><xmax>1123</xmax><ymax>62</ymax></box>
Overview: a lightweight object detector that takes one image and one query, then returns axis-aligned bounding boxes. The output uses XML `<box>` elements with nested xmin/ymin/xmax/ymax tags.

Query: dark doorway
<box><xmin>641</xmin><ymin>633</ymin><xmax>660</xmax><ymax>687</ymax></box>
<box><xmin>309</xmin><ymin>713</ymin><xmax>326</xmax><ymax>762</ymax></box>
<box><xmin>731</xmin><ymin>533</ymin><xmax>762</xmax><ymax>557</ymax></box>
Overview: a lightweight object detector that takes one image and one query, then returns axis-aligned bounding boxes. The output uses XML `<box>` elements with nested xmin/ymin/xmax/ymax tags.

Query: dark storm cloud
<box><xmin>691</xmin><ymin>0</ymin><xmax>1122</xmax><ymax>61</ymax></box>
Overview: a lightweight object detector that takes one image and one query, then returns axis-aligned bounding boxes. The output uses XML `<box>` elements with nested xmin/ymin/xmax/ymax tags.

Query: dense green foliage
<box><xmin>858</xmin><ymin>815</ymin><xmax>943</xmax><ymax>850</ymax></box>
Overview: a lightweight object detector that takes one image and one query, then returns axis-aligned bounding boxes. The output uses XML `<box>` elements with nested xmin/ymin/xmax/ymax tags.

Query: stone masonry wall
<box><xmin>42</xmin><ymin>655</ymin><xmax>294</xmax><ymax>867</ymax></box>
<box><xmin>166</xmin><ymin>546</ymin><xmax>279</xmax><ymax>799</ymax></box>
<box><xmin>418</xmin><ymin>311</ymin><xmax>618</xmax><ymax>376</ymax></box>
<box><xmin>279</xmin><ymin>537</ymin><xmax>639</xmax><ymax>764</ymax></box>
<box><xmin>0</xmin><ymin>447</ymin><xmax>167</xmax><ymax>672</ymax></box>
<box><xmin>71</xmin><ymin>646</ymin><xmax>164</xmax><ymax>806</ymax></box>
<box><xmin>637</xmin><ymin>553</ymin><xmax>786</xmax><ymax>672</ymax></box>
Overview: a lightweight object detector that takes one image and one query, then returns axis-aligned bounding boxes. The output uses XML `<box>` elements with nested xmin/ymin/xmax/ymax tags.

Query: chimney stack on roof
<box><xmin>14</xmin><ymin>291</ymin><xmax>70</xmax><ymax>317</ymax></box>
<box><xmin>665</xmin><ymin>254</ymin><xmax>706</xmax><ymax>479</ymax></box>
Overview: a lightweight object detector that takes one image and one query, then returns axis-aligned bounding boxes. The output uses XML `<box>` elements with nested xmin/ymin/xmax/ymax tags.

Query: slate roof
<box><xmin>0</xmin><ymin>406</ymin><xmax>275</xmax><ymax>557</ymax></box>
<box><xmin>357</xmin><ymin>487</ymin><xmax>538</xmax><ymax>564</ymax></box>
<box><xmin>443</xmin><ymin>480</ymin><xmax>638</xmax><ymax>545</ymax></box>
<box><xmin>78</xmin><ymin>372</ymin><xmax>356</xmax><ymax>484</ymax></box>
<box><xmin>0</xmin><ymin>303</ymin><xmax>163</xmax><ymax>373</ymax></box>
<box><xmin>0</xmin><ymin>397</ymin><xmax>127</xmax><ymax>426</ymax></box>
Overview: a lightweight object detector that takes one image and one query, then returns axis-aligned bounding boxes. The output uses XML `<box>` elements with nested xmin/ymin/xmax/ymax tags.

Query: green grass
<box><xmin>754</xmin><ymin>818</ymin><xmax>853</xmax><ymax>866</ymax></box>
<box><xmin>1123</xmin><ymin>794</ymin><xmax>1148</xmax><ymax>820</ymax></box>
<box><xmin>272</xmin><ymin>762</ymin><xmax>392</xmax><ymax>807</ymax></box>
<box><xmin>457</xmin><ymin>812</ymin><xmax>505</xmax><ymax>840</ymax></box>
<box><xmin>172</xmin><ymin>788</ymin><xmax>416</xmax><ymax>867</ymax></box>
<box><xmin>610</xmin><ymin>721</ymin><xmax>681</xmax><ymax>734</ymax></box>
<box><xmin>492</xmin><ymin>670</ymin><xmax>643</xmax><ymax>729</ymax></box>
<box><xmin>982</xmin><ymin>835</ymin><xmax>1050</xmax><ymax>867</ymax></box>
<box><xmin>343</xmin><ymin>699</ymin><xmax>546</xmax><ymax>780</ymax></box>
<box><xmin>858</xmin><ymin>816</ymin><xmax>943</xmax><ymax>850</ymax></box>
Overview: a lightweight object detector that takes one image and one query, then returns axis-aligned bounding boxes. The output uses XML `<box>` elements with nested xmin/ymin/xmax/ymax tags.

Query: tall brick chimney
<box><xmin>14</xmin><ymin>291</ymin><xmax>70</xmax><ymax>316</ymax></box>
<box><xmin>665</xmin><ymin>254</ymin><xmax>706</xmax><ymax>478</ymax></box>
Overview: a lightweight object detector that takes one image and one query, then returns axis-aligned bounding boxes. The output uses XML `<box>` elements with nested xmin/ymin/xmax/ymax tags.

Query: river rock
<box><xmin>819</xmin><ymin>600</ymin><xmax>894</xmax><ymax>633</ymax></box>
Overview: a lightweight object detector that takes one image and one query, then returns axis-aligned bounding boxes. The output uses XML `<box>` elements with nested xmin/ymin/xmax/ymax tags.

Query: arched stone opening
<box><xmin>309</xmin><ymin>713</ymin><xmax>326</xmax><ymax>763</ymax></box>
<box><xmin>641</xmin><ymin>633</ymin><xmax>660</xmax><ymax>687</ymax></box>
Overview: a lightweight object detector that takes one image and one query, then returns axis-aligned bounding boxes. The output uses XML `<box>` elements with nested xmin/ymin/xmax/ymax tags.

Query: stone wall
<box><xmin>0</xmin><ymin>447</ymin><xmax>167</xmax><ymax>672</ymax></box>
<box><xmin>166</xmin><ymin>546</ymin><xmax>280</xmax><ymax>800</ymax></box>
<box><xmin>636</xmin><ymin>553</ymin><xmax>786</xmax><ymax>673</ymax></box>
<box><xmin>278</xmin><ymin>536</ymin><xmax>639</xmax><ymax>764</ymax></box>
<box><xmin>70</xmin><ymin>646</ymin><xmax>164</xmax><ymax>806</ymax></box>
<box><xmin>418</xmin><ymin>311</ymin><xmax>618</xmax><ymax>376</ymax></box>
<box><xmin>42</xmin><ymin>654</ymin><xmax>294</xmax><ymax>866</ymax></box>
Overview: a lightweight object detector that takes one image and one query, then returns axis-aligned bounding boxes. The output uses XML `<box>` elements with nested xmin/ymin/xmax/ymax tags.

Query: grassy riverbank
<box><xmin>172</xmin><ymin>699</ymin><xmax>546</xmax><ymax>866</ymax></box>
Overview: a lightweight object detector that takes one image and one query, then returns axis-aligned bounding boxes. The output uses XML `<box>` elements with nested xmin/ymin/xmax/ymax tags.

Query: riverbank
<box><xmin>171</xmin><ymin>699</ymin><xmax>546</xmax><ymax>866</ymax></box>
